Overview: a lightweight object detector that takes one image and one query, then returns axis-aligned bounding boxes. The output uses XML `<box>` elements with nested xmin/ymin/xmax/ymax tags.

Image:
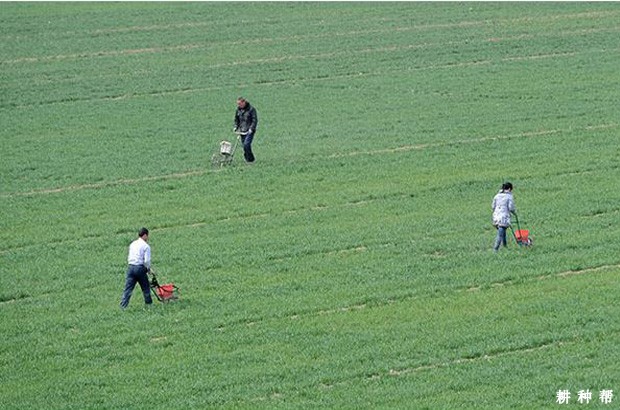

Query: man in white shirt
<box><xmin>120</xmin><ymin>227</ymin><xmax>153</xmax><ymax>308</ymax></box>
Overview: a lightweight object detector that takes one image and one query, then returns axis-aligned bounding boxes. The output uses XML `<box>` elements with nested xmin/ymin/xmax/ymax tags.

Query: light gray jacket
<box><xmin>492</xmin><ymin>190</ymin><xmax>516</xmax><ymax>227</ymax></box>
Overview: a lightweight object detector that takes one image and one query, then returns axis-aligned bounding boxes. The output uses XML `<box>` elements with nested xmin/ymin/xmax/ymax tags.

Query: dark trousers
<box><xmin>120</xmin><ymin>264</ymin><xmax>152</xmax><ymax>308</ymax></box>
<box><xmin>241</xmin><ymin>133</ymin><xmax>255</xmax><ymax>162</ymax></box>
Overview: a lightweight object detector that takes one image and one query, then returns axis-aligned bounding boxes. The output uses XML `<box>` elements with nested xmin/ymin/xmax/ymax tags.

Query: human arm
<box><xmin>508</xmin><ymin>197</ymin><xmax>517</xmax><ymax>215</ymax></box>
<box><xmin>233</xmin><ymin>109</ymin><xmax>240</xmax><ymax>132</ymax></box>
<box><xmin>144</xmin><ymin>244</ymin><xmax>151</xmax><ymax>272</ymax></box>
<box><xmin>248</xmin><ymin>107</ymin><xmax>258</xmax><ymax>134</ymax></box>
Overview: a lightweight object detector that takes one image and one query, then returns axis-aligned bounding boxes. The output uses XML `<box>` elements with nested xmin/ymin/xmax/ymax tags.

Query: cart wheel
<box><xmin>211</xmin><ymin>153</ymin><xmax>223</xmax><ymax>169</ymax></box>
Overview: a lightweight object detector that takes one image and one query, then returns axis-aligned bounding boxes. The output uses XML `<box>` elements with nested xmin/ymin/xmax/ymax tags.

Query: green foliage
<box><xmin>1</xmin><ymin>3</ymin><xmax>619</xmax><ymax>408</ymax></box>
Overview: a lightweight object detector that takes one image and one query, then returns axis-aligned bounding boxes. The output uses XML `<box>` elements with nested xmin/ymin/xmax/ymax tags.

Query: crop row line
<box><xmin>0</xmin><ymin>123</ymin><xmax>614</xmax><ymax>257</ymax></box>
<box><xmin>5</xmin><ymin>9</ymin><xmax>616</xmax><ymax>40</ymax></box>
<box><xmin>330</xmin><ymin>129</ymin><xmax>562</xmax><ymax>159</ymax></box>
<box><xmin>466</xmin><ymin>263</ymin><xmax>620</xmax><ymax>293</ymax></box>
<box><xmin>251</xmin><ymin>294</ymin><xmax>620</xmax><ymax>403</ymax></box>
<box><xmin>365</xmin><ymin>340</ymin><xmax>564</xmax><ymax>385</ymax></box>
<box><xmin>169</xmin><ymin>26</ymin><xmax>620</xmax><ymax>71</ymax></box>
<box><xmin>208</xmin><ymin>26</ymin><xmax>619</xmax><ymax>69</ymax></box>
<box><xmin>2</xmin><ymin>121</ymin><xmax>615</xmax><ymax>201</ymax></box>
<box><xmin>0</xmin><ymin>43</ymin><xmax>203</xmax><ymax>65</ymax></box>
<box><xmin>4</xmin><ymin>42</ymin><xmax>618</xmax><ymax>111</ymax></box>
<box><xmin>2</xmin><ymin>24</ymin><xmax>617</xmax><ymax>74</ymax></box>
<box><xmin>0</xmin><ymin>191</ymin><xmax>411</xmax><ymax>256</ymax></box>
<box><xmin>248</xmin><ymin>336</ymin><xmax>577</xmax><ymax>402</ymax></box>
<box><xmin>0</xmin><ymin>125</ymin><xmax>615</xmax><ymax>256</ymax></box>
<box><xmin>2</xmin><ymin>9</ymin><xmax>618</xmax><ymax>64</ymax></box>
<box><xmin>0</xmin><ymin>169</ymin><xmax>206</xmax><ymax>199</ymax></box>
<box><xmin>217</xmin><ymin>262</ymin><xmax>620</xmax><ymax>333</ymax></box>
<box><xmin>317</xmin><ymin>334</ymin><xmax>586</xmax><ymax>394</ymax></box>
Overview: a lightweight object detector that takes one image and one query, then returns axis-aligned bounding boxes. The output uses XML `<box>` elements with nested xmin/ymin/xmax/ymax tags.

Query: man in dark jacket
<box><xmin>234</xmin><ymin>97</ymin><xmax>258</xmax><ymax>162</ymax></box>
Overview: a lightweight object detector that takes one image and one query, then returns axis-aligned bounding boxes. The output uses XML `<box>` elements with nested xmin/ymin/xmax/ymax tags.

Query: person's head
<box><xmin>502</xmin><ymin>182</ymin><xmax>513</xmax><ymax>192</ymax></box>
<box><xmin>237</xmin><ymin>97</ymin><xmax>247</xmax><ymax>109</ymax></box>
<box><xmin>138</xmin><ymin>227</ymin><xmax>149</xmax><ymax>241</ymax></box>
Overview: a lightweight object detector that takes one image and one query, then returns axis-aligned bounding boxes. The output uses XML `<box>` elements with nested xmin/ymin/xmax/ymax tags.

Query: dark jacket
<box><xmin>234</xmin><ymin>102</ymin><xmax>258</xmax><ymax>134</ymax></box>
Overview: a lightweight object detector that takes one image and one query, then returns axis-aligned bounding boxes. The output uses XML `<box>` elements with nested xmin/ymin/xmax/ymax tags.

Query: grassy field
<box><xmin>1</xmin><ymin>2</ymin><xmax>620</xmax><ymax>409</ymax></box>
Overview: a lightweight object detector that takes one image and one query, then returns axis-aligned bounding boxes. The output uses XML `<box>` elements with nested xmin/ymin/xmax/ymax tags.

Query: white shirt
<box><xmin>127</xmin><ymin>237</ymin><xmax>151</xmax><ymax>269</ymax></box>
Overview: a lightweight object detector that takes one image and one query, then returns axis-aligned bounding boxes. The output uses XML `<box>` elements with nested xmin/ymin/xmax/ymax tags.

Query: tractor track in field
<box><xmin>1</xmin><ymin>121</ymin><xmax>615</xmax><ymax>201</ymax></box>
<box><xmin>466</xmin><ymin>263</ymin><xmax>620</xmax><ymax>292</ymax></box>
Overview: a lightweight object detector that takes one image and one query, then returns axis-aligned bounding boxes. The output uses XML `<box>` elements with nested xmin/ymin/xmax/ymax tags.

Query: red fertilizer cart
<box><xmin>149</xmin><ymin>269</ymin><xmax>180</xmax><ymax>302</ymax></box>
<box><xmin>510</xmin><ymin>214</ymin><xmax>533</xmax><ymax>247</ymax></box>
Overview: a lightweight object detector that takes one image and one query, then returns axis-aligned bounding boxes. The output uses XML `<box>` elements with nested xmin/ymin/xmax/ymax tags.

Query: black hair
<box><xmin>502</xmin><ymin>182</ymin><xmax>513</xmax><ymax>191</ymax></box>
<box><xmin>138</xmin><ymin>227</ymin><xmax>149</xmax><ymax>237</ymax></box>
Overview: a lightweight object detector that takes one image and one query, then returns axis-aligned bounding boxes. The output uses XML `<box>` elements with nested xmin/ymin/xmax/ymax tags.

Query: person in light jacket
<box><xmin>492</xmin><ymin>182</ymin><xmax>517</xmax><ymax>252</ymax></box>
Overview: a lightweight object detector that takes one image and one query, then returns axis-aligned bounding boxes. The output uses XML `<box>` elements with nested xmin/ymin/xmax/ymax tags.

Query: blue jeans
<box><xmin>493</xmin><ymin>226</ymin><xmax>508</xmax><ymax>251</ymax></box>
<box><xmin>241</xmin><ymin>133</ymin><xmax>255</xmax><ymax>162</ymax></box>
<box><xmin>120</xmin><ymin>265</ymin><xmax>152</xmax><ymax>308</ymax></box>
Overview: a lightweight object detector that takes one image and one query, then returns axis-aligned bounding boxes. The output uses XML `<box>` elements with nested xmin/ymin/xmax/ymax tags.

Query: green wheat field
<box><xmin>1</xmin><ymin>2</ymin><xmax>619</xmax><ymax>409</ymax></box>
